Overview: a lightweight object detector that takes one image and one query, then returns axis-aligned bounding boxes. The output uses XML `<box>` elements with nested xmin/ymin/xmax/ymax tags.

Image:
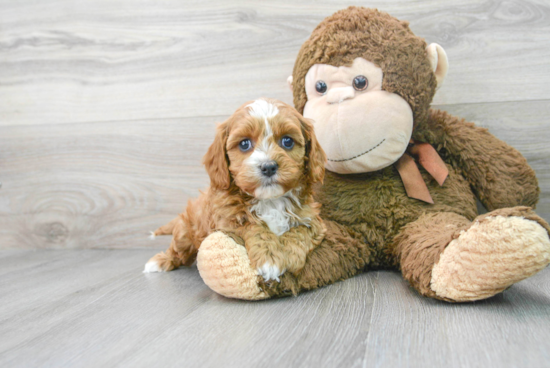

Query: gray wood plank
<box><xmin>363</xmin><ymin>270</ymin><xmax>550</xmax><ymax>368</ymax></box>
<box><xmin>0</xmin><ymin>249</ymin><xmax>376</xmax><ymax>368</ymax></box>
<box><xmin>1</xmin><ymin>250</ymin><xmax>549</xmax><ymax>368</ymax></box>
<box><xmin>1</xmin><ymin>0</ymin><xmax>550</xmax><ymax>126</ymax></box>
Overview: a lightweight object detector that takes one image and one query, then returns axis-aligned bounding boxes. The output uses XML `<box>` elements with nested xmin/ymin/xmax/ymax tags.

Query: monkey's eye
<box><xmin>239</xmin><ymin>139</ymin><xmax>253</xmax><ymax>152</ymax></box>
<box><xmin>315</xmin><ymin>80</ymin><xmax>327</xmax><ymax>95</ymax></box>
<box><xmin>353</xmin><ymin>75</ymin><xmax>368</xmax><ymax>91</ymax></box>
<box><xmin>280</xmin><ymin>136</ymin><xmax>294</xmax><ymax>150</ymax></box>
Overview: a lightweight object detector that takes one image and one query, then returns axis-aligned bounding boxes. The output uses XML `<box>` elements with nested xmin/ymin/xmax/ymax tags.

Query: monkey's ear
<box><xmin>426</xmin><ymin>43</ymin><xmax>448</xmax><ymax>90</ymax></box>
<box><xmin>287</xmin><ymin>76</ymin><xmax>293</xmax><ymax>92</ymax></box>
<box><xmin>203</xmin><ymin>121</ymin><xmax>230</xmax><ymax>190</ymax></box>
<box><xmin>299</xmin><ymin>116</ymin><xmax>326</xmax><ymax>184</ymax></box>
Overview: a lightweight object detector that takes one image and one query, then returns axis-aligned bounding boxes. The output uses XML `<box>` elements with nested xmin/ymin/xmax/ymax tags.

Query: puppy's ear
<box><xmin>299</xmin><ymin>115</ymin><xmax>326</xmax><ymax>183</ymax></box>
<box><xmin>203</xmin><ymin>121</ymin><xmax>230</xmax><ymax>190</ymax></box>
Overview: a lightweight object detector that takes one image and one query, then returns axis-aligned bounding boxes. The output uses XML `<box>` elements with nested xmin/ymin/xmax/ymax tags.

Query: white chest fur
<box><xmin>249</xmin><ymin>193</ymin><xmax>309</xmax><ymax>236</ymax></box>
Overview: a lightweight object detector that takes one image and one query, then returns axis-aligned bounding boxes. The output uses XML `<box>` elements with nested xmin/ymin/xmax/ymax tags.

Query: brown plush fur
<box><xmin>416</xmin><ymin>109</ymin><xmax>540</xmax><ymax>211</ymax></box>
<box><xmin>147</xmin><ymin>99</ymin><xmax>326</xmax><ymax>275</ymax></box>
<box><xmin>255</xmin><ymin>7</ymin><xmax>549</xmax><ymax>301</ymax></box>
<box><xmin>292</xmin><ymin>7</ymin><xmax>436</xmax><ymax>129</ymax></box>
<box><xmin>392</xmin><ymin>212</ymin><xmax>472</xmax><ymax>301</ymax></box>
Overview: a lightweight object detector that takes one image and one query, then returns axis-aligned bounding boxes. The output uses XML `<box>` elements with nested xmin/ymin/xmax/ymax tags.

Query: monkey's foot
<box><xmin>431</xmin><ymin>211</ymin><xmax>550</xmax><ymax>302</ymax></box>
<box><xmin>197</xmin><ymin>232</ymin><xmax>269</xmax><ymax>300</ymax></box>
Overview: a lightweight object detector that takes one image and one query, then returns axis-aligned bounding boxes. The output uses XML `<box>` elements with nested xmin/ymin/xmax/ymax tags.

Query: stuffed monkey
<box><xmin>196</xmin><ymin>7</ymin><xmax>550</xmax><ymax>302</ymax></box>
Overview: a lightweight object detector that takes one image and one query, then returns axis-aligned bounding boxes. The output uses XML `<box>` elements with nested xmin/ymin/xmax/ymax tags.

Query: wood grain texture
<box><xmin>363</xmin><ymin>270</ymin><xmax>550</xmax><ymax>368</ymax></box>
<box><xmin>1</xmin><ymin>249</ymin><xmax>549</xmax><ymax>368</ymax></box>
<box><xmin>0</xmin><ymin>2</ymin><xmax>549</xmax><ymax>245</ymax></box>
<box><xmin>0</xmin><ymin>116</ymin><xmax>219</xmax><ymax>249</ymax></box>
<box><xmin>2</xmin><ymin>2</ymin><xmax>549</xmax><ymax>367</ymax></box>
<box><xmin>1</xmin><ymin>0</ymin><xmax>550</xmax><ymax>126</ymax></box>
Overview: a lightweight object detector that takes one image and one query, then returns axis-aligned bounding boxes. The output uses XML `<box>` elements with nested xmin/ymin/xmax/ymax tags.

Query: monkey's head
<box><xmin>288</xmin><ymin>7</ymin><xmax>448</xmax><ymax>174</ymax></box>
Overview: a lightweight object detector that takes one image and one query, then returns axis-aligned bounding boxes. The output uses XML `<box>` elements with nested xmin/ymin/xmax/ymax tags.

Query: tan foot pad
<box><xmin>197</xmin><ymin>232</ymin><xmax>269</xmax><ymax>300</ymax></box>
<box><xmin>431</xmin><ymin>216</ymin><xmax>550</xmax><ymax>302</ymax></box>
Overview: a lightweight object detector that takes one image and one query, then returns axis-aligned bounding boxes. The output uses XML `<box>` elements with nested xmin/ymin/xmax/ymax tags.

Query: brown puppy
<box><xmin>144</xmin><ymin>98</ymin><xmax>326</xmax><ymax>281</ymax></box>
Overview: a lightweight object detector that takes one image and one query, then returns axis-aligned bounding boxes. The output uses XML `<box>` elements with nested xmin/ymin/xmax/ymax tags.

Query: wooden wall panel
<box><xmin>1</xmin><ymin>0</ymin><xmax>550</xmax><ymax>126</ymax></box>
<box><xmin>1</xmin><ymin>0</ymin><xmax>549</xmax><ymax>249</ymax></box>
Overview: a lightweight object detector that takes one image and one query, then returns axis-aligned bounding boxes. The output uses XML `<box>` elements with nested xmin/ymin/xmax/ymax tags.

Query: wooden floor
<box><xmin>2</xmin><ymin>0</ymin><xmax>550</xmax><ymax>367</ymax></box>
<box><xmin>1</xmin><ymin>249</ymin><xmax>549</xmax><ymax>368</ymax></box>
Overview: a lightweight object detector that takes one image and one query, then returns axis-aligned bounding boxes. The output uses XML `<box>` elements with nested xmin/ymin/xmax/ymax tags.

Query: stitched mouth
<box><xmin>327</xmin><ymin>138</ymin><xmax>386</xmax><ymax>162</ymax></box>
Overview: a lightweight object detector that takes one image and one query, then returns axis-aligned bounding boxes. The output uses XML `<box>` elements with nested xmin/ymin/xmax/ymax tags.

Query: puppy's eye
<box><xmin>353</xmin><ymin>75</ymin><xmax>368</xmax><ymax>91</ymax></box>
<box><xmin>315</xmin><ymin>80</ymin><xmax>327</xmax><ymax>95</ymax></box>
<box><xmin>280</xmin><ymin>136</ymin><xmax>294</xmax><ymax>150</ymax></box>
<box><xmin>239</xmin><ymin>139</ymin><xmax>252</xmax><ymax>152</ymax></box>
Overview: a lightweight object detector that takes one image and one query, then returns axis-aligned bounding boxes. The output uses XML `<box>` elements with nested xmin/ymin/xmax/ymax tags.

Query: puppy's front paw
<box><xmin>257</xmin><ymin>262</ymin><xmax>285</xmax><ymax>282</ymax></box>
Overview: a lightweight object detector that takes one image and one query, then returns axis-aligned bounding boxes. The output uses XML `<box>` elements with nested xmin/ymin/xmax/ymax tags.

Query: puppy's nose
<box><xmin>260</xmin><ymin>161</ymin><xmax>278</xmax><ymax>177</ymax></box>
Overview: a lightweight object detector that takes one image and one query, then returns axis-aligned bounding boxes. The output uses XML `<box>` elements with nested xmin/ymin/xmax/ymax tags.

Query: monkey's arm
<box><xmin>415</xmin><ymin>108</ymin><xmax>539</xmax><ymax>211</ymax></box>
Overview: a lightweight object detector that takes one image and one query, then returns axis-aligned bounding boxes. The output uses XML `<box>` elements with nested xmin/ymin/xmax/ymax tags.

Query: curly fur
<box><xmin>145</xmin><ymin>98</ymin><xmax>327</xmax><ymax>279</ymax></box>
<box><xmin>155</xmin><ymin>7</ymin><xmax>550</xmax><ymax>303</ymax></box>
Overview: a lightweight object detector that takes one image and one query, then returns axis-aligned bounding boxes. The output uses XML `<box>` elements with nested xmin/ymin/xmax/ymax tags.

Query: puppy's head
<box><xmin>203</xmin><ymin>98</ymin><xmax>326</xmax><ymax>199</ymax></box>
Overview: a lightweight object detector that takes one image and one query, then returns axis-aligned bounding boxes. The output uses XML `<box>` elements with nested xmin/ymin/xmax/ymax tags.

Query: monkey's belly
<box><xmin>314</xmin><ymin>165</ymin><xmax>477</xmax><ymax>267</ymax></box>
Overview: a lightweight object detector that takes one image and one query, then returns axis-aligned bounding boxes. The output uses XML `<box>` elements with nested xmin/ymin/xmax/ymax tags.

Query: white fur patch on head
<box><xmin>247</xmin><ymin>99</ymin><xmax>279</xmax><ymax>138</ymax></box>
<box><xmin>250</xmin><ymin>190</ymin><xmax>309</xmax><ymax>236</ymax></box>
<box><xmin>247</xmin><ymin>99</ymin><xmax>279</xmax><ymax>120</ymax></box>
<box><xmin>243</xmin><ymin>100</ymin><xmax>282</xmax><ymax>198</ymax></box>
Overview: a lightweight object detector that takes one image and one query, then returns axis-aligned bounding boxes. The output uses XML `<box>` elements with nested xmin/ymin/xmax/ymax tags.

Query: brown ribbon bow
<box><xmin>395</xmin><ymin>140</ymin><xmax>449</xmax><ymax>204</ymax></box>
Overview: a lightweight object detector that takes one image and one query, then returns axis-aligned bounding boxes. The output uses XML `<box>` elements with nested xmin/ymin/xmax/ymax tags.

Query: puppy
<box><xmin>144</xmin><ymin>98</ymin><xmax>326</xmax><ymax>281</ymax></box>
